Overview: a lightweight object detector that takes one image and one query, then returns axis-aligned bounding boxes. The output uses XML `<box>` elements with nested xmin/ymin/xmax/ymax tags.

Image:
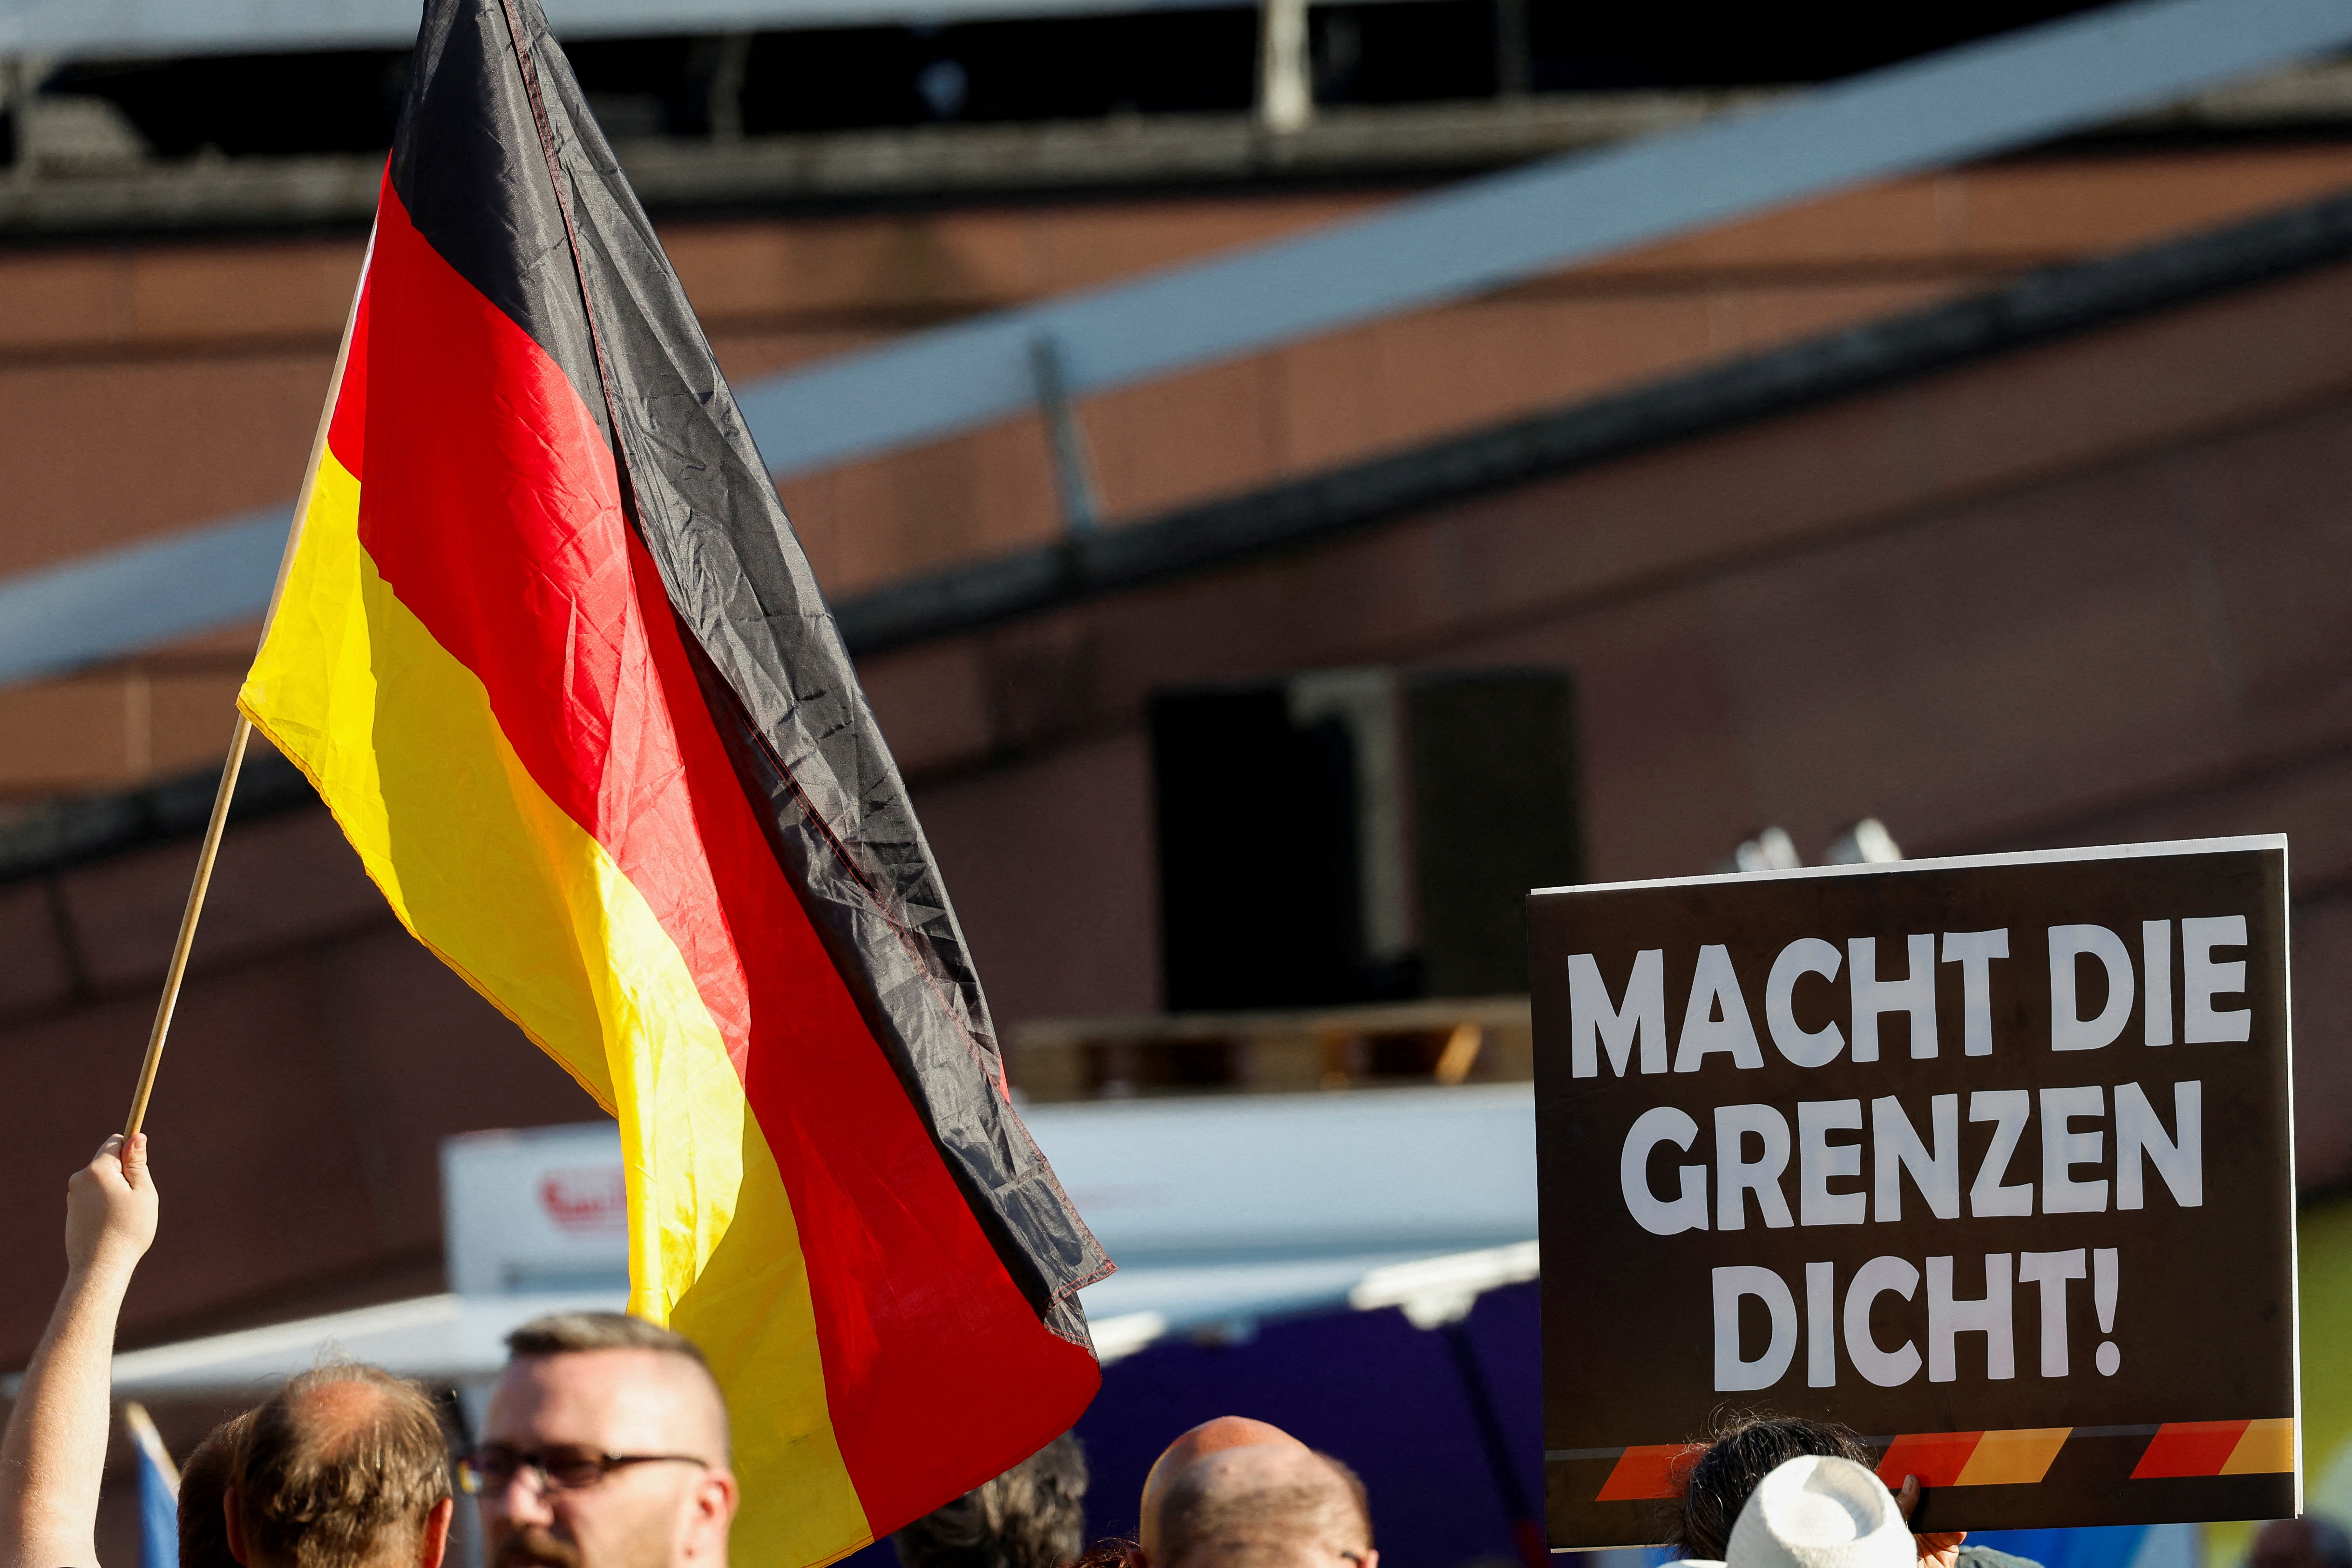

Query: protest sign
<box><xmin>1529</xmin><ymin>836</ymin><xmax>2293</xmax><ymax>1545</ymax></box>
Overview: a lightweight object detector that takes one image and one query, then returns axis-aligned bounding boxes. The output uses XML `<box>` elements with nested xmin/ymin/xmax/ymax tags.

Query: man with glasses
<box><xmin>464</xmin><ymin>1312</ymin><xmax>736</xmax><ymax>1568</ymax></box>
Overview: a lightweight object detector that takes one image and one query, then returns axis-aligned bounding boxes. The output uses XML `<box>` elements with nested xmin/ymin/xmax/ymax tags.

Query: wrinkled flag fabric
<box><xmin>237</xmin><ymin>1</ymin><xmax>1110</xmax><ymax>1559</ymax></box>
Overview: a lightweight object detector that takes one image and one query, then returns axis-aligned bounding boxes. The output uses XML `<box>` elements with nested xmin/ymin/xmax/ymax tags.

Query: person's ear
<box><xmin>418</xmin><ymin>1497</ymin><xmax>455</xmax><ymax>1568</ymax></box>
<box><xmin>224</xmin><ymin>1488</ymin><xmax>250</xmax><ymax>1567</ymax></box>
<box><xmin>685</xmin><ymin>1468</ymin><xmax>739</xmax><ymax>1561</ymax></box>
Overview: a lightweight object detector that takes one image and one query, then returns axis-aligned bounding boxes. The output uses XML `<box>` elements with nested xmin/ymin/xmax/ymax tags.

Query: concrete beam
<box><xmin>731</xmin><ymin>0</ymin><xmax>2352</xmax><ymax>477</ymax></box>
<box><xmin>0</xmin><ymin>91</ymin><xmax>1793</xmax><ymax>237</ymax></box>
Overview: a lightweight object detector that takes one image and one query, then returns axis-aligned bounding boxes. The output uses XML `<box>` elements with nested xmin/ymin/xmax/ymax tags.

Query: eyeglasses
<box><xmin>459</xmin><ymin>1444</ymin><xmax>710</xmax><ymax>1495</ymax></box>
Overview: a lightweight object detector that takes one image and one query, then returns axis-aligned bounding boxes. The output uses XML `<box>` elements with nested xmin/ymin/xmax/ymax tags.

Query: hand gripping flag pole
<box><xmin>120</xmin><ymin>247</ymin><xmax>370</xmax><ymax>1140</ymax></box>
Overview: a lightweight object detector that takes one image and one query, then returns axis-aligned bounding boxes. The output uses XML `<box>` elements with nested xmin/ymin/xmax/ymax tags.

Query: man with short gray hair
<box><xmin>467</xmin><ymin>1312</ymin><xmax>736</xmax><ymax>1568</ymax></box>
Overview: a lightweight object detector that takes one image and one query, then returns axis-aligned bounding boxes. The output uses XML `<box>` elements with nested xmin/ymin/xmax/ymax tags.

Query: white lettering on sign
<box><xmin>1712</xmin><ymin>1265</ymin><xmax>1797</xmax><ymax>1391</ymax></box>
<box><xmin>1766</xmin><ymin>938</ymin><xmax>1844</xmax><ymax>1068</ymax></box>
<box><xmin>1676</xmin><ymin>946</ymin><xmax>1763</xmax><ymax>1073</ymax></box>
<box><xmin>1968</xmin><ymin>1090</ymin><xmax>2034</xmax><ymax>1218</ymax></box>
<box><xmin>1849</xmin><ymin>935</ymin><xmax>1939</xmax><ymax>1062</ymax></box>
<box><xmin>1714</xmin><ymin>1249</ymin><xmax>2123</xmax><ymax>1392</ymax></box>
<box><xmin>1677</xmin><ymin>1079</ymin><xmax>2201</xmax><ymax>1392</ymax></box>
<box><xmin>1567</xmin><ymin>950</ymin><xmax>1666</xmax><ymax>1078</ymax></box>
<box><xmin>1941</xmin><ymin>930</ymin><xmax>2009</xmax><ymax>1057</ymax></box>
<box><xmin>1871</xmin><ymin>1093</ymin><xmax>1959</xmax><ymax>1222</ymax></box>
<box><xmin>2143</xmin><ymin>920</ymin><xmax>2175</xmax><ymax>1047</ymax></box>
<box><xmin>1844</xmin><ymin>1255</ymin><xmax>1922</xmax><ymax>1387</ymax></box>
<box><xmin>2018</xmin><ymin>1249</ymin><xmax>2087</xmax><ymax>1376</ymax></box>
<box><xmin>2040</xmin><ymin>1085</ymin><xmax>2109</xmax><ymax>1214</ymax></box>
<box><xmin>1715</xmin><ymin>1104</ymin><xmax>1794</xmax><ymax>1230</ymax></box>
<box><xmin>1797</xmin><ymin>1100</ymin><xmax>1867</xmax><ymax>1227</ymax></box>
<box><xmin>2115</xmin><ymin>1080</ymin><xmax>2203</xmax><ymax>1208</ymax></box>
<box><xmin>1565</xmin><ymin>914</ymin><xmax>2251</xmax><ymax>1078</ymax></box>
<box><xmin>1806</xmin><ymin>1260</ymin><xmax>1837</xmax><ymax>1387</ymax></box>
<box><xmin>2183</xmin><ymin>916</ymin><xmax>2252</xmax><ymax>1043</ymax></box>
<box><xmin>1621</xmin><ymin>1106</ymin><xmax>1708</xmax><ymax>1236</ymax></box>
<box><xmin>1620</xmin><ymin>1082</ymin><xmax>2202</xmax><ymax>1231</ymax></box>
<box><xmin>2049</xmin><ymin>924</ymin><xmax>2135</xmax><ymax>1051</ymax></box>
<box><xmin>1927</xmin><ymin>1252</ymin><xmax>2014</xmax><ymax>1382</ymax></box>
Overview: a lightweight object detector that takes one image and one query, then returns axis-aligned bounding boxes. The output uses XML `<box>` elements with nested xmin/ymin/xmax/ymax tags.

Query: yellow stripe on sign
<box><xmin>1955</xmin><ymin>1429</ymin><xmax>2071</xmax><ymax>1486</ymax></box>
<box><xmin>239</xmin><ymin>452</ymin><xmax>874</xmax><ymax>1563</ymax></box>
<box><xmin>2223</xmin><ymin>1418</ymin><xmax>2298</xmax><ymax>1475</ymax></box>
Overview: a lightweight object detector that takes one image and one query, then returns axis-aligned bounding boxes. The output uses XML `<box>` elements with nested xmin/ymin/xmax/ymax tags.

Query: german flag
<box><xmin>237</xmin><ymin>0</ymin><xmax>1110</xmax><ymax>1559</ymax></box>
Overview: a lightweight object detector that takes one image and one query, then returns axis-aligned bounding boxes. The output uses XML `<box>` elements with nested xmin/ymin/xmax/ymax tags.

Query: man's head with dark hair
<box><xmin>1139</xmin><ymin>1419</ymin><xmax>1374</xmax><ymax>1568</ymax></box>
<box><xmin>182</xmin><ymin>1411</ymin><xmax>257</xmax><ymax>1568</ymax></box>
<box><xmin>226</xmin><ymin>1364</ymin><xmax>455</xmax><ymax>1568</ymax></box>
<box><xmin>1670</xmin><ymin>1415</ymin><xmax>1872</xmax><ymax>1562</ymax></box>
<box><xmin>891</xmin><ymin>1433</ymin><xmax>1088</xmax><ymax>1568</ymax></box>
<box><xmin>476</xmin><ymin>1311</ymin><xmax>735</xmax><ymax>1568</ymax></box>
<box><xmin>2252</xmin><ymin>1517</ymin><xmax>2352</xmax><ymax>1568</ymax></box>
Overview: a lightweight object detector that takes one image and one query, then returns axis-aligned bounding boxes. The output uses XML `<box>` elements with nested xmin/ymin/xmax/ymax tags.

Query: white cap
<box><xmin>1725</xmin><ymin>1455</ymin><xmax>1914</xmax><ymax>1568</ymax></box>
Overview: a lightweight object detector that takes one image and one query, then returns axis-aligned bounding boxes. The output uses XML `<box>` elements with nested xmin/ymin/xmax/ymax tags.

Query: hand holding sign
<box><xmin>1895</xmin><ymin>1474</ymin><xmax>1966</xmax><ymax>1568</ymax></box>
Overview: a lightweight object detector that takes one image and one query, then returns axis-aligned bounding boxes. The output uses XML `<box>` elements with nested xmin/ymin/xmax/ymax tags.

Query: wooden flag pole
<box><xmin>115</xmin><ymin>223</ymin><xmax>373</xmax><ymax>1140</ymax></box>
<box><xmin>122</xmin><ymin>713</ymin><xmax>253</xmax><ymax>1138</ymax></box>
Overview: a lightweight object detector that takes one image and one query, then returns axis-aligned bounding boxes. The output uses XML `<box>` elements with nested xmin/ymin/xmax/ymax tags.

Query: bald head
<box><xmin>231</xmin><ymin>1364</ymin><xmax>453</xmax><ymax>1568</ymax></box>
<box><xmin>1141</xmin><ymin>1418</ymin><xmax>1303</xmax><ymax>1540</ymax></box>
<box><xmin>1139</xmin><ymin>1420</ymin><xmax>1373</xmax><ymax>1568</ymax></box>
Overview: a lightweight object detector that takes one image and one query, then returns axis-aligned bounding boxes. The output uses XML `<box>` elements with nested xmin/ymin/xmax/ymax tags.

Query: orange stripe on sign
<box><xmin>1956</xmin><ymin>1429</ymin><xmax>2071</xmax><ymax>1486</ymax></box>
<box><xmin>1878</xmin><ymin>1432</ymin><xmax>1984</xmax><ymax>1490</ymax></box>
<box><xmin>2222</xmin><ymin>1419</ymin><xmax>2297</xmax><ymax>1475</ymax></box>
<box><xmin>2133</xmin><ymin>1422</ymin><xmax>2252</xmax><ymax>1479</ymax></box>
<box><xmin>1597</xmin><ymin>1446</ymin><xmax>1692</xmax><ymax>1501</ymax></box>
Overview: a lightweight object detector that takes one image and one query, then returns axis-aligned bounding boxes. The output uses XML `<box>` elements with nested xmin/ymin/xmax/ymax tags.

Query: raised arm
<box><xmin>0</xmin><ymin>1135</ymin><xmax>160</xmax><ymax>1568</ymax></box>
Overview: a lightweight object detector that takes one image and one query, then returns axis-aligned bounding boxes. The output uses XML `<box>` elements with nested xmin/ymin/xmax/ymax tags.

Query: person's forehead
<box><xmin>482</xmin><ymin>1349</ymin><xmax>707</xmax><ymax>1448</ymax></box>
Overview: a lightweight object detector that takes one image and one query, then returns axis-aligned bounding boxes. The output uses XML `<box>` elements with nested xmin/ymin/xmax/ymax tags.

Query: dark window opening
<box><xmin>25</xmin><ymin>2</ymin><xmax>2123</xmax><ymax>164</ymax></box>
<box><xmin>1150</xmin><ymin>667</ymin><xmax>1580</xmax><ymax>1014</ymax></box>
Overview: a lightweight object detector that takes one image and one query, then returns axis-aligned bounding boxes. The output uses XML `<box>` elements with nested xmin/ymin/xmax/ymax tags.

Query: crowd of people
<box><xmin>0</xmin><ymin>1136</ymin><xmax>736</xmax><ymax>1568</ymax></box>
<box><xmin>0</xmin><ymin>1138</ymin><xmax>2318</xmax><ymax>1568</ymax></box>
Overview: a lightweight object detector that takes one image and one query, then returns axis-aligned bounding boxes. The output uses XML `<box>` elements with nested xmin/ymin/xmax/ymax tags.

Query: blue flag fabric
<box><xmin>128</xmin><ymin>1408</ymin><xmax>177</xmax><ymax>1568</ymax></box>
